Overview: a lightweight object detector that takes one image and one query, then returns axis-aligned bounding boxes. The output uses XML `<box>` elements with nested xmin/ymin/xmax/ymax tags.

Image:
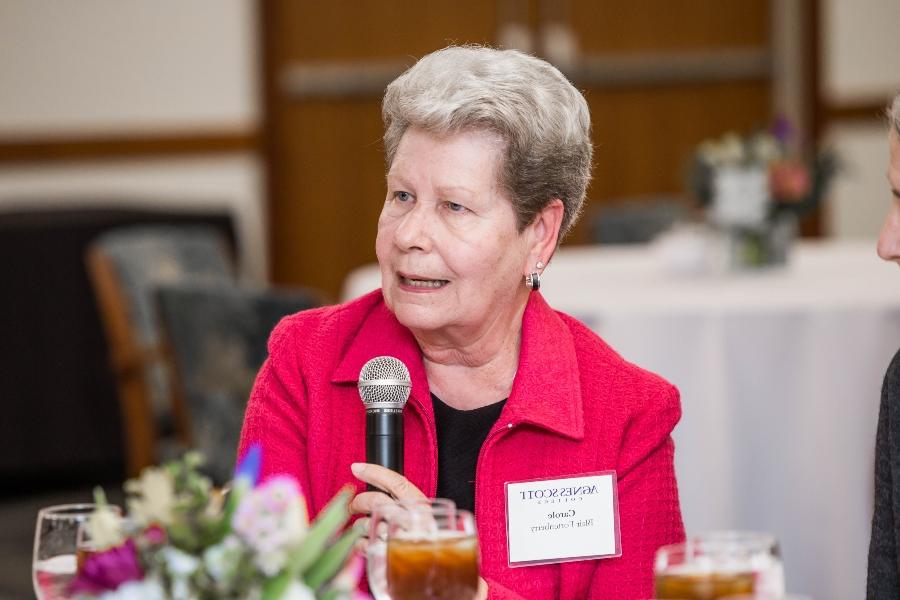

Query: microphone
<box><xmin>358</xmin><ymin>356</ymin><xmax>411</xmax><ymax>491</ymax></box>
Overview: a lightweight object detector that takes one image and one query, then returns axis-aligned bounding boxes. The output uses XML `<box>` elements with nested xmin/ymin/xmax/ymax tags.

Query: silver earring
<box><xmin>525</xmin><ymin>271</ymin><xmax>541</xmax><ymax>291</ymax></box>
<box><xmin>536</xmin><ymin>260</ymin><xmax>545</xmax><ymax>270</ymax></box>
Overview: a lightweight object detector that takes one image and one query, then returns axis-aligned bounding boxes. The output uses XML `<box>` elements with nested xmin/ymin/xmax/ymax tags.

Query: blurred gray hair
<box><xmin>890</xmin><ymin>94</ymin><xmax>900</xmax><ymax>137</ymax></box>
<box><xmin>382</xmin><ymin>45</ymin><xmax>593</xmax><ymax>241</ymax></box>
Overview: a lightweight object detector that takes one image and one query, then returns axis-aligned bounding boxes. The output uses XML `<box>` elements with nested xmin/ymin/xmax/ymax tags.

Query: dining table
<box><xmin>342</xmin><ymin>239</ymin><xmax>900</xmax><ymax>600</ymax></box>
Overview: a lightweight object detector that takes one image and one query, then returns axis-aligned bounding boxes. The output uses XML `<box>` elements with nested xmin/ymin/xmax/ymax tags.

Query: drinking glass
<box><xmin>367</xmin><ymin>498</ymin><xmax>456</xmax><ymax>600</ymax></box>
<box><xmin>654</xmin><ymin>531</ymin><xmax>785</xmax><ymax>599</ymax></box>
<box><xmin>33</xmin><ymin>503</ymin><xmax>120</xmax><ymax>600</ymax></box>
<box><xmin>386</xmin><ymin>507</ymin><xmax>479</xmax><ymax>600</ymax></box>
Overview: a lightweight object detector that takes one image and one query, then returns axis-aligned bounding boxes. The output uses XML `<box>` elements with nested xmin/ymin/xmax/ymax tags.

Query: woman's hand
<box><xmin>351</xmin><ymin>463</ymin><xmax>488</xmax><ymax>598</ymax></box>
<box><xmin>476</xmin><ymin>576</ymin><xmax>488</xmax><ymax>599</ymax></box>
<box><xmin>348</xmin><ymin>462</ymin><xmax>427</xmax><ymax>516</ymax></box>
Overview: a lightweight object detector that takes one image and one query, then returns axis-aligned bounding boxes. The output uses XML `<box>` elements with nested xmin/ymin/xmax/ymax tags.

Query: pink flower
<box><xmin>67</xmin><ymin>538</ymin><xmax>144</xmax><ymax>594</ymax></box>
<box><xmin>770</xmin><ymin>160</ymin><xmax>811</xmax><ymax>202</ymax></box>
<box><xmin>141</xmin><ymin>524</ymin><xmax>167</xmax><ymax>546</ymax></box>
<box><xmin>232</xmin><ymin>475</ymin><xmax>309</xmax><ymax>575</ymax></box>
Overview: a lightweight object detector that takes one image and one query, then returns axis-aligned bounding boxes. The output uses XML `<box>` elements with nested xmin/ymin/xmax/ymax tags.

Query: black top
<box><xmin>868</xmin><ymin>347</ymin><xmax>900</xmax><ymax>599</ymax></box>
<box><xmin>432</xmin><ymin>393</ymin><xmax>507</xmax><ymax>513</ymax></box>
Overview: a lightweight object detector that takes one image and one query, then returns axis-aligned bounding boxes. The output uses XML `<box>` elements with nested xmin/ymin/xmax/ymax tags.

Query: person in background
<box><xmin>239</xmin><ymin>45</ymin><xmax>684</xmax><ymax>599</ymax></box>
<box><xmin>867</xmin><ymin>92</ymin><xmax>900</xmax><ymax>599</ymax></box>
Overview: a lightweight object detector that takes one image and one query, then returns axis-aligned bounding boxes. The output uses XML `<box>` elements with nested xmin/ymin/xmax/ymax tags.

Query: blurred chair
<box><xmin>590</xmin><ymin>197</ymin><xmax>687</xmax><ymax>244</ymax></box>
<box><xmin>86</xmin><ymin>225</ymin><xmax>236</xmax><ymax>476</ymax></box>
<box><xmin>157</xmin><ymin>282</ymin><xmax>320</xmax><ymax>483</ymax></box>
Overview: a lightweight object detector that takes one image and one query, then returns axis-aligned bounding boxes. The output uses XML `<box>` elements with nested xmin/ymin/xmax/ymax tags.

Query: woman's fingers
<box><xmin>352</xmin><ymin>516</ymin><xmax>371</xmax><ymax>536</ymax></box>
<box><xmin>349</xmin><ymin>490</ymin><xmax>393</xmax><ymax>516</ymax></box>
<box><xmin>352</xmin><ymin>517</ymin><xmax>371</xmax><ymax>554</ymax></box>
<box><xmin>350</xmin><ymin>462</ymin><xmax>427</xmax><ymax>502</ymax></box>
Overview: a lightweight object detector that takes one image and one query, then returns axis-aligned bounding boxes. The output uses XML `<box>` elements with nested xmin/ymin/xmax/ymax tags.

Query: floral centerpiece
<box><xmin>68</xmin><ymin>447</ymin><xmax>365</xmax><ymax>600</ymax></box>
<box><xmin>689</xmin><ymin>118</ymin><xmax>838</xmax><ymax>267</ymax></box>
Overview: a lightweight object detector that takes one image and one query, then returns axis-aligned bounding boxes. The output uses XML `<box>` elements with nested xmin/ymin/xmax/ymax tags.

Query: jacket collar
<box><xmin>506</xmin><ymin>292</ymin><xmax>584</xmax><ymax>440</ymax></box>
<box><xmin>332</xmin><ymin>292</ymin><xmax>584</xmax><ymax>440</ymax></box>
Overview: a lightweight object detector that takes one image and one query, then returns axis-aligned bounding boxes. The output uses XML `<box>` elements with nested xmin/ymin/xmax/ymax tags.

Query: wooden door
<box><xmin>263</xmin><ymin>1</ymin><xmax>771</xmax><ymax>297</ymax></box>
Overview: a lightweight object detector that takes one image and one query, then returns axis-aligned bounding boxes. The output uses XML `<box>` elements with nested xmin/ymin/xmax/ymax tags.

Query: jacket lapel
<box><xmin>504</xmin><ymin>293</ymin><xmax>585</xmax><ymax>441</ymax></box>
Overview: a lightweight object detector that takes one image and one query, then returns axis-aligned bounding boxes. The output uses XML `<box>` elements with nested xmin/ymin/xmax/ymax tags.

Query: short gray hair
<box><xmin>890</xmin><ymin>94</ymin><xmax>900</xmax><ymax>137</ymax></box>
<box><xmin>382</xmin><ymin>45</ymin><xmax>593</xmax><ymax>241</ymax></box>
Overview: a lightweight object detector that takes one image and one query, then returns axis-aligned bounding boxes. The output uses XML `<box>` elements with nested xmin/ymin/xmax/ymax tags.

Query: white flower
<box><xmin>750</xmin><ymin>133</ymin><xmax>782</xmax><ymax>163</ymax></box>
<box><xmin>85</xmin><ymin>503</ymin><xmax>125</xmax><ymax>550</ymax></box>
<box><xmin>170</xmin><ymin>578</ymin><xmax>197</xmax><ymax>600</ymax></box>
<box><xmin>99</xmin><ymin>577</ymin><xmax>166</xmax><ymax>600</ymax></box>
<box><xmin>160</xmin><ymin>546</ymin><xmax>201</xmax><ymax>578</ymax></box>
<box><xmin>125</xmin><ymin>468</ymin><xmax>176</xmax><ymax>526</ymax></box>
<box><xmin>698</xmin><ymin>140</ymin><xmax>725</xmax><ymax>166</ymax></box>
<box><xmin>232</xmin><ymin>476</ymin><xmax>309</xmax><ymax>576</ymax></box>
<box><xmin>202</xmin><ymin>535</ymin><xmax>244</xmax><ymax>582</ymax></box>
<box><xmin>281</xmin><ymin>581</ymin><xmax>316</xmax><ymax>600</ymax></box>
<box><xmin>718</xmin><ymin>132</ymin><xmax>745</xmax><ymax>165</ymax></box>
<box><xmin>254</xmin><ymin>548</ymin><xmax>289</xmax><ymax>577</ymax></box>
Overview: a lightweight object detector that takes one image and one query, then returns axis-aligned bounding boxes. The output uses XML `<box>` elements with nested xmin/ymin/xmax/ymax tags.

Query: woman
<box><xmin>867</xmin><ymin>93</ymin><xmax>900</xmax><ymax>599</ymax></box>
<box><xmin>239</xmin><ymin>46</ymin><xmax>684</xmax><ymax>599</ymax></box>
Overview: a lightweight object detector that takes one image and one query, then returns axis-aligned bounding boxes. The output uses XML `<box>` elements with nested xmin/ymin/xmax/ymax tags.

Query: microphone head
<box><xmin>358</xmin><ymin>356</ymin><xmax>411</xmax><ymax>411</ymax></box>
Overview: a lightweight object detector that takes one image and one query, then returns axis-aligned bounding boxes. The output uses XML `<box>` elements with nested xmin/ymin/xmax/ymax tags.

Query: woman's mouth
<box><xmin>399</xmin><ymin>275</ymin><xmax>449</xmax><ymax>289</ymax></box>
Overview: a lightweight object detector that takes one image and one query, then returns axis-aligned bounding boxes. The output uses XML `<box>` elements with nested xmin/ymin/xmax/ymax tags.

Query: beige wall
<box><xmin>821</xmin><ymin>0</ymin><xmax>899</xmax><ymax>240</ymax></box>
<box><xmin>822</xmin><ymin>0</ymin><xmax>900</xmax><ymax>104</ymax></box>
<box><xmin>0</xmin><ymin>0</ymin><xmax>266</xmax><ymax>279</ymax></box>
<box><xmin>824</xmin><ymin>123</ymin><xmax>890</xmax><ymax>240</ymax></box>
<box><xmin>0</xmin><ymin>0</ymin><xmax>259</xmax><ymax>137</ymax></box>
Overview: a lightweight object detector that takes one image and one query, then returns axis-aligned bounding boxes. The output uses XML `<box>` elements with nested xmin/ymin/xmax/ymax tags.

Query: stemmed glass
<box><xmin>654</xmin><ymin>531</ymin><xmax>785</xmax><ymax>599</ymax></box>
<box><xmin>33</xmin><ymin>503</ymin><xmax>119</xmax><ymax>600</ymax></box>
<box><xmin>367</xmin><ymin>498</ymin><xmax>456</xmax><ymax>600</ymax></box>
<box><xmin>385</xmin><ymin>506</ymin><xmax>479</xmax><ymax>600</ymax></box>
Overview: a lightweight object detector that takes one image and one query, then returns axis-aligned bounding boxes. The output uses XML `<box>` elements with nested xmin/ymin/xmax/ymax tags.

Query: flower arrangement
<box><xmin>690</xmin><ymin>118</ymin><xmax>838</xmax><ymax>227</ymax></box>
<box><xmin>688</xmin><ymin>118</ymin><xmax>838</xmax><ymax>266</ymax></box>
<box><xmin>68</xmin><ymin>447</ymin><xmax>365</xmax><ymax>600</ymax></box>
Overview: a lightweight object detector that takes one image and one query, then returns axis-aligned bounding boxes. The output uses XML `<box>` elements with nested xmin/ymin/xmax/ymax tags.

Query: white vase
<box><xmin>709</xmin><ymin>166</ymin><xmax>770</xmax><ymax>228</ymax></box>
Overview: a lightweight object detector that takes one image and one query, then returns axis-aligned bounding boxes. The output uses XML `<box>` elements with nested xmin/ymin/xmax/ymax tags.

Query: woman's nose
<box><xmin>393</xmin><ymin>202</ymin><xmax>433</xmax><ymax>251</ymax></box>
<box><xmin>877</xmin><ymin>205</ymin><xmax>900</xmax><ymax>263</ymax></box>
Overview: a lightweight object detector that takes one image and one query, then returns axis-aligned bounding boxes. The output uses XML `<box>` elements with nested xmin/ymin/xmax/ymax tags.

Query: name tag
<box><xmin>505</xmin><ymin>472</ymin><xmax>621</xmax><ymax>567</ymax></box>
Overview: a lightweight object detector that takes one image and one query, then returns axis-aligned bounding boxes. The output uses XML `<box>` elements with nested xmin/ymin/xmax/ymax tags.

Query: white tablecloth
<box><xmin>342</xmin><ymin>240</ymin><xmax>900</xmax><ymax>600</ymax></box>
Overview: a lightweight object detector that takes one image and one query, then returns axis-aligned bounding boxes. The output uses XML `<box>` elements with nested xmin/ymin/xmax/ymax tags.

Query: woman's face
<box><xmin>376</xmin><ymin>127</ymin><xmax>533</xmax><ymax>338</ymax></box>
<box><xmin>877</xmin><ymin>130</ymin><xmax>900</xmax><ymax>265</ymax></box>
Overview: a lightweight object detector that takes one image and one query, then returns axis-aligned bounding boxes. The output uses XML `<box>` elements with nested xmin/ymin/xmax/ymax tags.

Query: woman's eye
<box><xmin>393</xmin><ymin>191</ymin><xmax>413</xmax><ymax>202</ymax></box>
<box><xmin>447</xmin><ymin>202</ymin><xmax>467</xmax><ymax>213</ymax></box>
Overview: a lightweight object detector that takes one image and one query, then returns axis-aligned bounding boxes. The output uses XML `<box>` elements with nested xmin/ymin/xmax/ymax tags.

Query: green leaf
<box><xmin>304</xmin><ymin>527</ymin><xmax>362</xmax><ymax>589</ymax></box>
<box><xmin>261</xmin><ymin>572</ymin><xmax>291</xmax><ymax>600</ymax></box>
<box><xmin>284</xmin><ymin>487</ymin><xmax>353</xmax><ymax>577</ymax></box>
<box><xmin>208</xmin><ymin>479</ymin><xmax>248</xmax><ymax>545</ymax></box>
<box><xmin>92</xmin><ymin>486</ymin><xmax>109</xmax><ymax>507</ymax></box>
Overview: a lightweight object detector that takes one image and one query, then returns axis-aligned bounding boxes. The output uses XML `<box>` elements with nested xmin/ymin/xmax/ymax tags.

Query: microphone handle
<box><xmin>366</xmin><ymin>409</ymin><xmax>404</xmax><ymax>492</ymax></box>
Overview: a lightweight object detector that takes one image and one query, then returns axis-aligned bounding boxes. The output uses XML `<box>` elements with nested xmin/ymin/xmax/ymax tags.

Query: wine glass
<box><xmin>654</xmin><ymin>531</ymin><xmax>785</xmax><ymax>600</ymax></box>
<box><xmin>33</xmin><ymin>503</ymin><xmax>119</xmax><ymax>600</ymax></box>
<box><xmin>386</xmin><ymin>507</ymin><xmax>479</xmax><ymax>600</ymax></box>
<box><xmin>367</xmin><ymin>498</ymin><xmax>455</xmax><ymax>600</ymax></box>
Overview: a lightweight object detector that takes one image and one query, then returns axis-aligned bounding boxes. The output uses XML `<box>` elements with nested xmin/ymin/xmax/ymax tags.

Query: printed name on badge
<box><xmin>505</xmin><ymin>472</ymin><xmax>621</xmax><ymax>567</ymax></box>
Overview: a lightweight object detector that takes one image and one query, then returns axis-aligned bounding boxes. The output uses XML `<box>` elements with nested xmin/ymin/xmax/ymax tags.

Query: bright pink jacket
<box><xmin>239</xmin><ymin>290</ymin><xmax>684</xmax><ymax>599</ymax></box>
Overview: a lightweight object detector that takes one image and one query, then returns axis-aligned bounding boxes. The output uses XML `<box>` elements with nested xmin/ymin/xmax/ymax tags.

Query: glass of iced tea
<box><xmin>367</xmin><ymin>498</ymin><xmax>456</xmax><ymax>600</ymax></box>
<box><xmin>654</xmin><ymin>531</ymin><xmax>785</xmax><ymax>599</ymax></box>
<box><xmin>386</xmin><ymin>506</ymin><xmax>479</xmax><ymax>600</ymax></box>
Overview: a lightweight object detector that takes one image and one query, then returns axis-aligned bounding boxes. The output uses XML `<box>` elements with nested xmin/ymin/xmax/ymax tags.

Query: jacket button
<box><xmin>507</xmin><ymin>422</ymin><xmax>514</xmax><ymax>429</ymax></box>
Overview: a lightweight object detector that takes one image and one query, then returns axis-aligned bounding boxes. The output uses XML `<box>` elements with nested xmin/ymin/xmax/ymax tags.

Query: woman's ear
<box><xmin>526</xmin><ymin>199</ymin><xmax>564</xmax><ymax>271</ymax></box>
